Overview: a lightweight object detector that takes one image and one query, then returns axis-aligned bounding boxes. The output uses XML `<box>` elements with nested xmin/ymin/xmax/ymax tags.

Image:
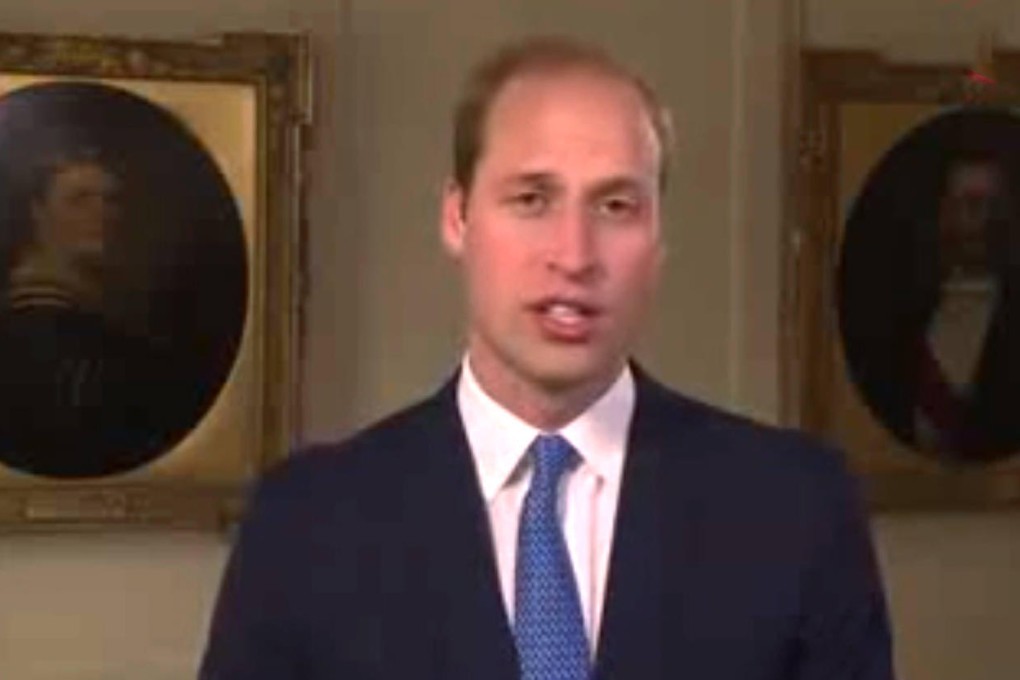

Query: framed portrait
<box><xmin>0</xmin><ymin>32</ymin><xmax>309</xmax><ymax>530</ymax></box>
<box><xmin>787</xmin><ymin>48</ymin><xmax>1020</xmax><ymax>510</ymax></box>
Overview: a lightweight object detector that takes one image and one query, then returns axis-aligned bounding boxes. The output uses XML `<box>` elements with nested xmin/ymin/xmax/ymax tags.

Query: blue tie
<box><xmin>514</xmin><ymin>434</ymin><xmax>591</xmax><ymax>680</ymax></box>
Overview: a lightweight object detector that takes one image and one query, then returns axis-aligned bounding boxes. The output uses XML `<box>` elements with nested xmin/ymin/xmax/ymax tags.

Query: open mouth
<box><xmin>542</xmin><ymin>301</ymin><xmax>594</xmax><ymax>319</ymax></box>
<box><xmin>530</xmin><ymin>299</ymin><xmax>602</xmax><ymax>341</ymax></box>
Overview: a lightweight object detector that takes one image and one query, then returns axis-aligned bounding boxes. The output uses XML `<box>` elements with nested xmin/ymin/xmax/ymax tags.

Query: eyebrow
<box><xmin>499</xmin><ymin>172</ymin><xmax>560</xmax><ymax>190</ymax></box>
<box><xmin>499</xmin><ymin>173</ymin><xmax>649</xmax><ymax>196</ymax></box>
<box><xmin>586</xmin><ymin>176</ymin><xmax>648</xmax><ymax>197</ymax></box>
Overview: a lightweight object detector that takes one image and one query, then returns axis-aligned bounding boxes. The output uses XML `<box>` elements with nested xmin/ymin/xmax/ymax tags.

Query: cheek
<box><xmin>57</xmin><ymin>206</ymin><xmax>90</xmax><ymax>227</ymax></box>
<box><xmin>613</xmin><ymin>242</ymin><xmax>662</xmax><ymax>296</ymax></box>
<box><xmin>464</xmin><ymin>233</ymin><xmax>525</xmax><ymax>311</ymax></box>
<box><xmin>467</xmin><ymin>224</ymin><xmax>531</xmax><ymax>274</ymax></box>
<box><xmin>44</xmin><ymin>209</ymin><xmax>75</xmax><ymax>235</ymax></box>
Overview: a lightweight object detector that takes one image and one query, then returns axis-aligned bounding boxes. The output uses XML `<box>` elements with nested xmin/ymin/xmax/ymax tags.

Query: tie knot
<box><xmin>529</xmin><ymin>434</ymin><xmax>577</xmax><ymax>484</ymax></box>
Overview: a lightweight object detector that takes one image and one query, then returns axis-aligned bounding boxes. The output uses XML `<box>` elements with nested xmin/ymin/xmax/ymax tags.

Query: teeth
<box><xmin>546</xmin><ymin>303</ymin><xmax>585</xmax><ymax>320</ymax></box>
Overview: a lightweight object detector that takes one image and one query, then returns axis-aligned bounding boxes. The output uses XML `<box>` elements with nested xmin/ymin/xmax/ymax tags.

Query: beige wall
<box><xmin>0</xmin><ymin>2</ymin><xmax>348</xmax><ymax>678</ymax></box>
<box><xmin>804</xmin><ymin>3</ymin><xmax>1020</xmax><ymax>679</ymax></box>
<box><xmin>326</xmin><ymin>0</ymin><xmax>747</xmax><ymax>434</ymax></box>
<box><xmin>807</xmin><ymin>0</ymin><xmax>1020</xmax><ymax>61</ymax></box>
<box><xmin>0</xmin><ymin>0</ymin><xmax>1015</xmax><ymax>678</ymax></box>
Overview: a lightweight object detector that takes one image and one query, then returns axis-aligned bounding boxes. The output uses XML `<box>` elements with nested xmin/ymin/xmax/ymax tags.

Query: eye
<box><xmin>596</xmin><ymin>195</ymin><xmax>640</xmax><ymax>220</ymax></box>
<box><xmin>507</xmin><ymin>190</ymin><xmax>550</xmax><ymax>217</ymax></box>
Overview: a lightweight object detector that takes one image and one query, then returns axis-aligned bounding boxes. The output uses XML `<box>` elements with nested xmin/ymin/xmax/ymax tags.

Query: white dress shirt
<box><xmin>456</xmin><ymin>356</ymin><xmax>634</xmax><ymax>651</ymax></box>
<box><xmin>927</xmin><ymin>276</ymin><xmax>996</xmax><ymax>391</ymax></box>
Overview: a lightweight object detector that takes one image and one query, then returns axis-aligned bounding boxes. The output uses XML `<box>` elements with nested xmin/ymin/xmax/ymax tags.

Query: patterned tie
<box><xmin>514</xmin><ymin>434</ymin><xmax>591</xmax><ymax>680</ymax></box>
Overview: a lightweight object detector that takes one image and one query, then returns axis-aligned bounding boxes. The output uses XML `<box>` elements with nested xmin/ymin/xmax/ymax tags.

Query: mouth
<box><xmin>528</xmin><ymin>298</ymin><xmax>603</xmax><ymax>342</ymax></box>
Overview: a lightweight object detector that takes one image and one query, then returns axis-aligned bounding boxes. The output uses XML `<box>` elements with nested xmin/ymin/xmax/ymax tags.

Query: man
<box><xmin>0</xmin><ymin>147</ymin><xmax>202</xmax><ymax>477</ymax></box>
<box><xmin>201</xmin><ymin>36</ymin><xmax>894</xmax><ymax>679</ymax></box>
<box><xmin>911</xmin><ymin>154</ymin><xmax>1020</xmax><ymax>461</ymax></box>
<box><xmin>848</xmin><ymin>151</ymin><xmax>1020</xmax><ymax>463</ymax></box>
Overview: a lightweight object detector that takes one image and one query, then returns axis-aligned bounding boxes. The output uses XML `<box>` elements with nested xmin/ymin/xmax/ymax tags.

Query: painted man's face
<box><xmin>938</xmin><ymin>162</ymin><xmax>1005</xmax><ymax>276</ymax></box>
<box><xmin>31</xmin><ymin>161</ymin><xmax>123</xmax><ymax>261</ymax></box>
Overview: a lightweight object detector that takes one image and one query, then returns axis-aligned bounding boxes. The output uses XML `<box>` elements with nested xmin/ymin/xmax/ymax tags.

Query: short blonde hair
<box><xmin>452</xmin><ymin>35</ymin><xmax>674</xmax><ymax>193</ymax></box>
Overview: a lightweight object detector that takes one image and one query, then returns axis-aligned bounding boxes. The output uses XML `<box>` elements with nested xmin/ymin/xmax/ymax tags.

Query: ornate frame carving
<box><xmin>0</xmin><ymin>32</ymin><xmax>310</xmax><ymax>530</ymax></box>
<box><xmin>787</xmin><ymin>49</ymin><xmax>1020</xmax><ymax>510</ymax></box>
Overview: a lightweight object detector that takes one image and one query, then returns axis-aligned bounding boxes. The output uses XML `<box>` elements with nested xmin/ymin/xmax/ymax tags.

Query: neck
<box><xmin>466</xmin><ymin>350</ymin><xmax>625</xmax><ymax>431</ymax></box>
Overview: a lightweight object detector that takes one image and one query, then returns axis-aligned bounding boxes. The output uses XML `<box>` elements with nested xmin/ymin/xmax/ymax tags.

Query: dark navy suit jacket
<box><xmin>200</xmin><ymin>365</ymin><xmax>894</xmax><ymax>679</ymax></box>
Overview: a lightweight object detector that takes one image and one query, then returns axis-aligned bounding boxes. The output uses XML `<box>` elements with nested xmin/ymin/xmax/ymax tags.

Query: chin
<box><xmin>524</xmin><ymin>350</ymin><xmax>621</xmax><ymax>393</ymax></box>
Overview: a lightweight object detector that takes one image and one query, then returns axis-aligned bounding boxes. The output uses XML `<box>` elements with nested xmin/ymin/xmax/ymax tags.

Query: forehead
<box><xmin>946</xmin><ymin>162</ymin><xmax>1002</xmax><ymax>194</ymax></box>
<box><xmin>477</xmin><ymin>68</ymin><xmax>660</xmax><ymax>181</ymax></box>
<box><xmin>47</xmin><ymin>161</ymin><xmax>118</xmax><ymax>189</ymax></box>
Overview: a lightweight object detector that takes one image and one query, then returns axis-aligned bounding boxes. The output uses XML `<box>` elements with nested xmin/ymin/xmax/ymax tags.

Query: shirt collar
<box><xmin>457</xmin><ymin>355</ymin><xmax>635</xmax><ymax>502</ymax></box>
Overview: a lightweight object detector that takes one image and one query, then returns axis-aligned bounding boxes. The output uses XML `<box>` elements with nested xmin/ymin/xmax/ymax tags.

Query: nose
<box><xmin>546</xmin><ymin>207</ymin><xmax>600</xmax><ymax>280</ymax></box>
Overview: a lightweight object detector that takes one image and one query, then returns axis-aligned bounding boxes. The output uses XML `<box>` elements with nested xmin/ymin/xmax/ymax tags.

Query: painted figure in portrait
<box><xmin>0</xmin><ymin>82</ymin><xmax>248</xmax><ymax>479</ymax></box>
<box><xmin>839</xmin><ymin>109</ymin><xmax>1020</xmax><ymax>464</ymax></box>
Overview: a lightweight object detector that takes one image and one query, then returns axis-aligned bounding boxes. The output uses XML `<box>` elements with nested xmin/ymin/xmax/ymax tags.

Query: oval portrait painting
<box><xmin>0</xmin><ymin>82</ymin><xmax>247</xmax><ymax>479</ymax></box>
<box><xmin>838</xmin><ymin>108</ymin><xmax>1020</xmax><ymax>465</ymax></box>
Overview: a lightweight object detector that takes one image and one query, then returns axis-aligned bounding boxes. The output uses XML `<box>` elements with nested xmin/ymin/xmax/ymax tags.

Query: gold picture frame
<box><xmin>0</xmin><ymin>32</ymin><xmax>310</xmax><ymax>530</ymax></box>
<box><xmin>788</xmin><ymin>47</ymin><xmax>1020</xmax><ymax>511</ymax></box>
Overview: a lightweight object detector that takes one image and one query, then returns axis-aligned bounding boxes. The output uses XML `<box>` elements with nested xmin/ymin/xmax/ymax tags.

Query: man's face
<box><xmin>31</xmin><ymin>161</ymin><xmax>122</xmax><ymax>260</ymax></box>
<box><xmin>938</xmin><ymin>162</ymin><xmax>1004</xmax><ymax>275</ymax></box>
<box><xmin>442</xmin><ymin>68</ymin><xmax>665</xmax><ymax>396</ymax></box>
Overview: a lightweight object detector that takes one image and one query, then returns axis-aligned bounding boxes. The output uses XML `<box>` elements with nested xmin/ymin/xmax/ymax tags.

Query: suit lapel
<box><xmin>417</xmin><ymin>374</ymin><xmax>519</xmax><ymax>680</ymax></box>
<box><xmin>594</xmin><ymin>366</ymin><xmax>702</xmax><ymax>679</ymax></box>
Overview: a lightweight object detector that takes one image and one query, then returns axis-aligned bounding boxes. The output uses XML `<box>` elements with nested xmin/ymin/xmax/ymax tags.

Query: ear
<box><xmin>440</xmin><ymin>178</ymin><xmax>468</xmax><ymax>259</ymax></box>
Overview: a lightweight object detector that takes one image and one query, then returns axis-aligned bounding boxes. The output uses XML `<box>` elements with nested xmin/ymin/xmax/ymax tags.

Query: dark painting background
<box><xmin>0</xmin><ymin>81</ymin><xmax>248</xmax><ymax>477</ymax></box>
